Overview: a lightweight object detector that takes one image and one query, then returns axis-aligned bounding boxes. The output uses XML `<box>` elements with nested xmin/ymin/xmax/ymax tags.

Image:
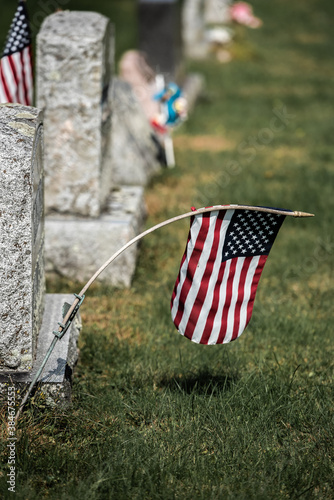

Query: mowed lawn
<box><xmin>1</xmin><ymin>0</ymin><xmax>334</xmax><ymax>499</ymax></box>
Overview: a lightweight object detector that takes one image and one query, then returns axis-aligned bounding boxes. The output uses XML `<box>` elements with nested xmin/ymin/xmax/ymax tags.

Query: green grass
<box><xmin>1</xmin><ymin>0</ymin><xmax>334</xmax><ymax>498</ymax></box>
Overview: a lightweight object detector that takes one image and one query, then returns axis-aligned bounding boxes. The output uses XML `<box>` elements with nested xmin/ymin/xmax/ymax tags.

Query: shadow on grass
<box><xmin>158</xmin><ymin>368</ymin><xmax>238</xmax><ymax>396</ymax></box>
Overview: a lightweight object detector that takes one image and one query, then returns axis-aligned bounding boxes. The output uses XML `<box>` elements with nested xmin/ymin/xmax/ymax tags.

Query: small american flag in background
<box><xmin>0</xmin><ymin>1</ymin><xmax>33</xmax><ymax>105</ymax></box>
<box><xmin>171</xmin><ymin>207</ymin><xmax>287</xmax><ymax>345</ymax></box>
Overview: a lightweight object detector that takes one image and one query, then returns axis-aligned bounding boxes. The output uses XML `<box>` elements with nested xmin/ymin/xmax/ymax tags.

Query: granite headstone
<box><xmin>37</xmin><ymin>11</ymin><xmax>114</xmax><ymax>218</ymax></box>
<box><xmin>0</xmin><ymin>104</ymin><xmax>45</xmax><ymax>373</ymax></box>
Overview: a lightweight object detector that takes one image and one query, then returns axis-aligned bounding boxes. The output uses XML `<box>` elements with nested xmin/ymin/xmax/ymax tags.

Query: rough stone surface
<box><xmin>0</xmin><ymin>294</ymin><xmax>81</xmax><ymax>407</ymax></box>
<box><xmin>45</xmin><ymin>186</ymin><xmax>146</xmax><ymax>287</ymax></box>
<box><xmin>37</xmin><ymin>11</ymin><xmax>114</xmax><ymax>217</ymax></box>
<box><xmin>0</xmin><ymin>104</ymin><xmax>45</xmax><ymax>372</ymax></box>
<box><xmin>111</xmin><ymin>78</ymin><xmax>161</xmax><ymax>186</ymax></box>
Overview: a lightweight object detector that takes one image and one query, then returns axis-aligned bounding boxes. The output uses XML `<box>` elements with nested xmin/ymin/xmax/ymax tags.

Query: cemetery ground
<box><xmin>1</xmin><ymin>0</ymin><xmax>334</xmax><ymax>498</ymax></box>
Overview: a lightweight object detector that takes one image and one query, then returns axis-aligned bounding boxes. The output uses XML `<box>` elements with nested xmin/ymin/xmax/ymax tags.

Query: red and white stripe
<box><xmin>0</xmin><ymin>45</ymin><xmax>33</xmax><ymax>105</ymax></box>
<box><xmin>171</xmin><ymin>210</ymin><xmax>268</xmax><ymax>345</ymax></box>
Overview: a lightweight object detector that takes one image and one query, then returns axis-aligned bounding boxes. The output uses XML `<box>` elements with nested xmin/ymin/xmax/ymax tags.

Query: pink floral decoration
<box><xmin>230</xmin><ymin>2</ymin><xmax>262</xmax><ymax>28</ymax></box>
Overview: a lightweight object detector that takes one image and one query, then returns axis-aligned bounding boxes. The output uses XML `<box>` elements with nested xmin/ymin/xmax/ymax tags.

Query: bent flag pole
<box><xmin>15</xmin><ymin>204</ymin><xmax>313</xmax><ymax>422</ymax></box>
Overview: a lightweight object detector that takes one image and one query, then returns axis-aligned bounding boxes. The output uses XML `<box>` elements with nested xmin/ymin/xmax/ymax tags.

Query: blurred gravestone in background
<box><xmin>205</xmin><ymin>0</ymin><xmax>232</xmax><ymax>24</ymax></box>
<box><xmin>138</xmin><ymin>0</ymin><xmax>184</xmax><ymax>82</ymax></box>
<box><xmin>111</xmin><ymin>77</ymin><xmax>162</xmax><ymax>185</ymax></box>
<box><xmin>182</xmin><ymin>0</ymin><xmax>234</xmax><ymax>63</ymax></box>
<box><xmin>182</xmin><ymin>0</ymin><xmax>208</xmax><ymax>59</ymax></box>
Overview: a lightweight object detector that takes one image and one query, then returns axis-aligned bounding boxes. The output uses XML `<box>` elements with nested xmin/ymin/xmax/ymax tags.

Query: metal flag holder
<box><xmin>14</xmin><ymin>204</ymin><xmax>314</xmax><ymax>423</ymax></box>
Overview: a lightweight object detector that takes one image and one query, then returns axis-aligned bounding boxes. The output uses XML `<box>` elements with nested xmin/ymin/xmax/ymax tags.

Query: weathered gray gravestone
<box><xmin>37</xmin><ymin>11</ymin><xmax>114</xmax><ymax>218</ymax></box>
<box><xmin>37</xmin><ymin>11</ymin><xmax>147</xmax><ymax>287</ymax></box>
<box><xmin>138</xmin><ymin>0</ymin><xmax>184</xmax><ymax>82</ymax></box>
<box><xmin>204</xmin><ymin>0</ymin><xmax>232</xmax><ymax>24</ymax></box>
<box><xmin>0</xmin><ymin>104</ymin><xmax>81</xmax><ymax>406</ymax></box>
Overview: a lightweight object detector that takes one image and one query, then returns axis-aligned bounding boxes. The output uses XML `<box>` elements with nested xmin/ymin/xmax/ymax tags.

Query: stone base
<box><xmin>0</xmin><ymin>294</ymin><xmax>81</xmax><ymax>408</ymax></box>
<box><xmin>45</xmin><ymin>186</ymin><xmax>146</xmax><ymax>287</ymax></box>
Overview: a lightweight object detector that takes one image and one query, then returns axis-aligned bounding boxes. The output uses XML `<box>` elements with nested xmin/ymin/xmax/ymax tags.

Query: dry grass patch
<box><xmin>295</xmin><ymin>33</ymin><xmax>328</xmax><ymax>44</ymax></box>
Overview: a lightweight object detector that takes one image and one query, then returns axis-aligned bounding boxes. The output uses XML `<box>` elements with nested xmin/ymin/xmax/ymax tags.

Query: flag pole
<box><xmin>79</xmin><ymin>204</ymin><xmax>314</xmax><ymax>295</ymax></box>
<box><xmin>14</xmin><ymin>204</ymin><xmax>313</xmax><ymax>422</ymax></box>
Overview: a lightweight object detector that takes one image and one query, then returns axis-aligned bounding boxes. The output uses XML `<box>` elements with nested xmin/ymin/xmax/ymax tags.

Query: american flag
<box><xmin>0</xmin><ymin>1</ymin><xmax>33</xmax><ymax>105</ymax></box>
<box><xmin>171</xmin><ymin>207</ymin><xmax>287</xmax><ymax>345</ymax></box>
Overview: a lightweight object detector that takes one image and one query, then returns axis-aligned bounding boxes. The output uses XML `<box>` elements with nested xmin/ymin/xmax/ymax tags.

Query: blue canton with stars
<box><xmin>222</xmin><ymin>210</ymin><xmax>286</xmax><ymax>262</ymax></box>
<box><xmin>1</xmin><ymin>1</ymin><xmax>31</xmax><ymax>58</ymax></box>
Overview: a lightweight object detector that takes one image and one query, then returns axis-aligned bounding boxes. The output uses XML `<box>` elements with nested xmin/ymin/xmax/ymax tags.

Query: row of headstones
<box><xmin>0</xmin><ymin>9</ymin><xmax>167</xmax><ymax>405</ymax></box>
<box><xmin>0</xmin><ymin>0</ymin><xmax>214</xmax><ymax>405</ymax></box>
